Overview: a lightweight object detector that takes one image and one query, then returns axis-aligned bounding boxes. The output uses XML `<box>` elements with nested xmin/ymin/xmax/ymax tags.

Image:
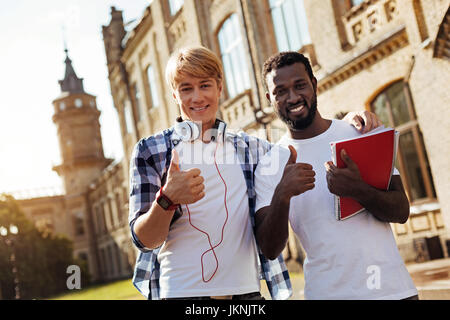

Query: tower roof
<box><xmin>58</xmin><ymin>48</ymin><xmax>85</xmax><ymax>94</ymax></box>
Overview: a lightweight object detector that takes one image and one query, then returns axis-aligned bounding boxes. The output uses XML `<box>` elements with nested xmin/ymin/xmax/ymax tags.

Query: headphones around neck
<box><xmin>173</xmin><ymin>116</ymin><xmax>226</xmax><ymax>143</ymax></box>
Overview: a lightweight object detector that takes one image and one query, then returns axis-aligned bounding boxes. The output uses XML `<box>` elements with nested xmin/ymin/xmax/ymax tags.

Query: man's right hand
<box><xmin>277</xmin><ymin>145</ymin><xmax>315</xmax><ymax>200</ymax></box>
<box><xmin>162</xmin><ymin>149</ymin><xmax>205</xmax><ymax>205</ymax></box>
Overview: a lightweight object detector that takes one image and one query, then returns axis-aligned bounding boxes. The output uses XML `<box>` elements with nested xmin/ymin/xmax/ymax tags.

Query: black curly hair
<box><xmin>262</xmin><ymin>51</ymin><xmax>315</xmax><ymax>91</ymax></box>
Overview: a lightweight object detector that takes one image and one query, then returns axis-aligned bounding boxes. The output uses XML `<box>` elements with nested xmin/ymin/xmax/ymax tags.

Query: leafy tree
<box><xmin>0</xmin><ymin>194</ymin><xmax>89</xmax><ymax>299</ymax></box>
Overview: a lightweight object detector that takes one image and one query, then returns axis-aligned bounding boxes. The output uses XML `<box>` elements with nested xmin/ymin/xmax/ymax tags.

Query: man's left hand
<box><xmin>324</xmin><ymin>149</ymin><xmax>365</xmax><ymax>198</ymax></box>
<box><xmin>343</xmin><ymin>110</ymin><xmax>383</xmax><ymax>134</ymax></box>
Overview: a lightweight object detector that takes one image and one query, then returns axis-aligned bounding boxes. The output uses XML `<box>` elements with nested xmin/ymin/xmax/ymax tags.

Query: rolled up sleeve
<box><xmin>128</xmin><ymin>140</ymin><xmax>162</xmax><ymax>252</ymax></box>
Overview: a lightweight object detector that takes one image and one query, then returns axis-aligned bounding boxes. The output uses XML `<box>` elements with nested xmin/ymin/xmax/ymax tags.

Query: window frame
<box><xmin>145</xmin><ymin>64</ymin><xmax>160</xmax><ymax>109</ymax></box>
<box><xmin>216</xmin><ymin>13</ymin><xmax>252</xmax><ymax>100</ymax></box>
<box><xmin>132</xmin><ymin>83</ymin><xmax>142</xmax><ymax>122</ymax></box>
<box><xmin>369</xmin><ymin>80</ymin><xmax>436</xmax><ymax>204</ymax></box>
<box><xmin>268</xmin><ymin>0</ymin><xmax>312</xmax><ymax>52</ymax></box>
<box><xmin>123</xmin><ymin>99</ymin><xmax>134</xmax><ymax>134</ymax></box>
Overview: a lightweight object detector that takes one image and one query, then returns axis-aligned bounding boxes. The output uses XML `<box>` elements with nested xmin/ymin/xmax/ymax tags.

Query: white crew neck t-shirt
<box><xmin>158</xmin><ymin>139</ymin><xmax>260</xmax><ymax>298</ymax></box>
<box><xmin>255</xmin><ymin>119</ymin><xmax>417</xmax><ymax>300</ymax></box>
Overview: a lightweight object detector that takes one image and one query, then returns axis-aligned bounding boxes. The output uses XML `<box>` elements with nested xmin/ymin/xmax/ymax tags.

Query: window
<box><xmin>168</xmin><ymin>0</ymin><xmax>184</xmax><ymax>16</ymax></box>
<box><xmin>107</xmin><ymin>245</ymin><xmax>115</xmax><ymax>276</ymax></box>
<box><xmin>75</xmin><ymin>98</ymin><xmax>83</xmax><ymax>108</ymax></box>
<box><xmin>218</xmin><ymin>14</ymin><xmax>251</xmax><ymax>99</ymax></box>
<box><xmin>124</xmin><ymin>100</ymin><xmax>134</xmax><ymax>134</ymax></box>
<box><xmin>133</xmin><ymin>84</ymin><xmax>142</xmax><ymax>121</ymax></box>
<box><xmin>59</xmin><ymin>102</ymin><xmax>66</xmax><ymax>111</ymax></box>
<box><xmin>146</xmin><ymin>65</ymin><xmax>160</xmax><ymax>108</ymax></box>
<box><xmin>115</xmin><ymin>192</ymin><xmax>123</xmax><ymax>223</ymax></box>
<box><xmin>370</xmin><ymin>81</ymin><xmax>436</xmax><ymax>203</ymax></box>
<box><xmin>73</xmin><ymin>211</ymin><xmax>85</xmax><ymax>236</ymax></box>
<box><xmin>269</xmin><ymin>0</ymin><xmax>311</xmax><ymax>52</ymax></box>
<box><xmin>78</xmin><ymin>252</ymin><xmax>88</xmax><ymax>262</ymax></box>
<box><xmin>96</xmin><ymin>205</ymin><xmax>107</xmax><ymax>234</ymax></box>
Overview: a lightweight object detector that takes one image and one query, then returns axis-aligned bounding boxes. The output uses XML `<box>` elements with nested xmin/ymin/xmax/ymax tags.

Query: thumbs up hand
<box><xmin>163</xmin><ymin>149</ymin><xmax>205</xmax><ymax>205</ymax></box>
<box><xmin>277</xmin><ymin>145</ymin><xmax>315</xmax><ymax>199</ymax></box>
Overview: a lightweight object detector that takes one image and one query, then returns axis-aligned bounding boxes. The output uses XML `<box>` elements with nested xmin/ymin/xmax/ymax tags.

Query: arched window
<box><xmin>370</xmin><ymin>80</ymin><xmax>436</xmax><ymax>203</ymax></box>
<box><xmin>269</xmin><ymin>0</ymin><xmax>311</xmax><ymax>52</ymax></box>
<box><xmin>218</xmin><ymin>14</ymin><xmax>251</xmax><ymax>99</ymax></box>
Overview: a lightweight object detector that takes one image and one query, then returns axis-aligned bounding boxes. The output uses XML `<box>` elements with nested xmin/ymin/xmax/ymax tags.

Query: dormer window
<box><xmin>60</xmin><ymin>102</ymin><xmax>66</xmax><ymax>111</ymax></box>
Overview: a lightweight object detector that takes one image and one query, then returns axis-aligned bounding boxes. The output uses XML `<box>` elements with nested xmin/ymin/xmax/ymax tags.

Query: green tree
<box><xmin>0</xmin><ymin>194</ymin><xmax>88</xmax><ymax>299</ymax></box>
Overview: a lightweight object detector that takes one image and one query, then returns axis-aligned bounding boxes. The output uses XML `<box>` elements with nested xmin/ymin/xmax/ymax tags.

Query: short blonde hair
<box><xmin>165</xmin><ymin>46</ymin><xmax>224</xmax><ymax>90</ymax></box>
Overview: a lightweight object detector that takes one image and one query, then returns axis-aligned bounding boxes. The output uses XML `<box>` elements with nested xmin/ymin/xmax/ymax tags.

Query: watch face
<box><xmin>158</xmin><ymin>197</ymin><xmax>170</xmax><ymax>209</ymax></box>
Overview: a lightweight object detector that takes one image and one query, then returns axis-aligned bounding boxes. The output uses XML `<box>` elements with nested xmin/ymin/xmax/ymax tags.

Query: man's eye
<box><xmin>201</xmin><ymin>84</ymin><xmax>211</xmax><ymax>88</ymax></box>
<box><xmin>181</xmin><ymin>87</ymin><xmax>192</xmax><ymax>92</ymax></box>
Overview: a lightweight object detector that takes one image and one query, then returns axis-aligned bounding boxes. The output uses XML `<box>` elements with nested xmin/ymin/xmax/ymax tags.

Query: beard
<box><xmin>276</xmin><ymin>94</ymin><xmax>318</xmax><ymax>131</ymax></box>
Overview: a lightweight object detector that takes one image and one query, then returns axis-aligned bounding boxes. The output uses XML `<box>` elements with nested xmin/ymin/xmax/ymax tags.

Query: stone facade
<box><xmin>14</xmin><ymin>0</ymin><xmax>450</xmax><ymax>284</ymax></box>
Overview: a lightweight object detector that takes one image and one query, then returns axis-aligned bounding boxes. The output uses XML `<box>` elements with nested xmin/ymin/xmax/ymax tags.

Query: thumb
<box><xmin>169</xmin><ymin>149</ymin><xmax>180</xmax><ymax>172</ymax></box>
<box><xmin>340</xmin><ymin>149</ymin><xmax>357</xmax><ymax>170</ymax></box>
<box><xmin>287</xmin><ymin>145</ymin><xmax>298</xmax><ymax>165</ymax></box>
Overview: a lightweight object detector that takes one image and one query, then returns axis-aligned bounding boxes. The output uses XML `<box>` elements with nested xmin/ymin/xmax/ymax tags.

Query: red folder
<box><xmin>330</xmin><ymin>127</ymin><xmax>399</xmax><ymax>220</ymax></box>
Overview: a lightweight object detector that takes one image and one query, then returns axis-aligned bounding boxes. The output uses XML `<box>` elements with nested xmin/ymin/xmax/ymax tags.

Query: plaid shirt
<box><xmin>128</xmin><ymin>127</ymin><xmax>292</xmax><ymax>300</ymax></box>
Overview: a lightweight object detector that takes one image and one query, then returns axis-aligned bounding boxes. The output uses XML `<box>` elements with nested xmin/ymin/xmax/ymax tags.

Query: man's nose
<box><xmin>192</xmin><ymin>87</ymin><xmax>204</xmax><ymax>103</ymax></box>
<box><xmin>286</xmin><ymin>88</ymin><xmax>300</xmax><ymax>104</ymax></box>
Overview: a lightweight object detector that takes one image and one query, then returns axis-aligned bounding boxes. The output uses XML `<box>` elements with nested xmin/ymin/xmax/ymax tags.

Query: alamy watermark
<box><xmin>66</xmin><ymin>265</ymin><xmax>81</xmax><ymax>290</ymax></box>
<box><xmin>366</xmin><ymin>265</ymin><xmax>381</xmax><ymax>290</ymax></box>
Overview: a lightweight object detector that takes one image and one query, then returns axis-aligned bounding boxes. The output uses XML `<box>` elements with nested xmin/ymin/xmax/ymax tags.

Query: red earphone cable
<box><xmin>185</xmin><ymin>140</ymin><xmax>229</xmax><ymax>283</ymax></box>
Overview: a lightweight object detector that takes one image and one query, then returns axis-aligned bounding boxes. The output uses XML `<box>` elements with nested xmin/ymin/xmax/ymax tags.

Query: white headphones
<box><xmin>173</xmin><ymin>117</ymin><xmax>226</xmax><ymax>143</ymax></box>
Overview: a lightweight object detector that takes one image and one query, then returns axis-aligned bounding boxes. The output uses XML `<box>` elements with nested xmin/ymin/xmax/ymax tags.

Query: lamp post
<box><xmin>0</xmin><ymin>225</ymin><xmax>20</xmax><ymax>300</ymax></box>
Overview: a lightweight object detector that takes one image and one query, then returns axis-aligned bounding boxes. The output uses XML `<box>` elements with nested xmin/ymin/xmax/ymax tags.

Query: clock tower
<box><xmin>52</xmin><ymin>49</ymin><xmax>113</xmax><ymax>195</ymax></box>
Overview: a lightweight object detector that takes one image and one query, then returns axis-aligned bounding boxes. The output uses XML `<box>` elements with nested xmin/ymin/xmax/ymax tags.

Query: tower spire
<box><xmin>58</xmin><ymin>39</ymin><xmax>85</xmax><ymax>94</ymax></box>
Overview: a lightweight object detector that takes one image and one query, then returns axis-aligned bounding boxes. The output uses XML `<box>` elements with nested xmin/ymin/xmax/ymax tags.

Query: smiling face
<box><xmin>265</xmin><ymin>62</ymin><xmax>318</xmax><ymax>131</ymax></box>
<box><xmin>172</xmin><ymin>73</ymin><xmax>222</xmax><ymax>131</ymax></box>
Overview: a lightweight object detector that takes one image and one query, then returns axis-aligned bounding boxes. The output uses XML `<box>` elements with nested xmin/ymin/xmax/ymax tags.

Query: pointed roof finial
<box><xmin>61</xmin><ymin>24</ymin><xmax>69</xmax><ymax>55</ymax></box>
<box><xmin>58</xmin><ymin>29</ymin><xmax>85</xmax><ymax>94</ymax></box>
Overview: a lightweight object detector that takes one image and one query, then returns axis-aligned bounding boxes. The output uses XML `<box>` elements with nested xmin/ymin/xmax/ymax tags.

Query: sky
<box><xmin>0</xmin><ymin>0</ymin><xmax>151</xmax><ymax>196</ymax></box>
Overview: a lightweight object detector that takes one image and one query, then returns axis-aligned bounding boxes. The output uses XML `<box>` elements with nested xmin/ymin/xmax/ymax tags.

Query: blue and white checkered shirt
<box><xmin>128</xmin><ymin>127</ymin><xmax>292</xmax><ymax>300</ymax></box>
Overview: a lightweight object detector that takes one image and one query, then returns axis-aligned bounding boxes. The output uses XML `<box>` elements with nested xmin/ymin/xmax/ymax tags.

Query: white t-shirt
<box><xmin>255</xmin><ymin>119</ymin><xmax>417</xmax><ymax>300</ymax></box>
<box><xmin>158</xmin><ymin>139</ymin><xmax>260</xmax><ymax>298</ymax></box>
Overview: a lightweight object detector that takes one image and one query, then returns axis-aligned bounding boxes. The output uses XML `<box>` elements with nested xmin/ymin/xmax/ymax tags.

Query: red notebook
<box><xmin>330</xmin><ymin>127</ymin><xmax>399</xmax><ymax>220</ymax></box>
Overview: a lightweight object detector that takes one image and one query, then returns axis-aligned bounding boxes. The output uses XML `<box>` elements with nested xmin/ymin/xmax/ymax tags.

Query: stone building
<box><xmin>15</xmin><ymin>0</ymin><xmax>450</xmax><ymax>284</ymax></box>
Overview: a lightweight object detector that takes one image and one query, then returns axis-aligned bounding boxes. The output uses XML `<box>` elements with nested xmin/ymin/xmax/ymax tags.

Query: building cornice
<box><xmin>317</xmin><ymin>25</ymin><xmax>409</xmax><ymax>94</ymax></box>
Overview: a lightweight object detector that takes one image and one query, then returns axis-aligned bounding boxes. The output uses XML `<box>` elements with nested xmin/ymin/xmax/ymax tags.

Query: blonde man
<box><xmin>129</xmin><ymin>46</ymin><xmax>379</xmax><ymax>300</ymax></box>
